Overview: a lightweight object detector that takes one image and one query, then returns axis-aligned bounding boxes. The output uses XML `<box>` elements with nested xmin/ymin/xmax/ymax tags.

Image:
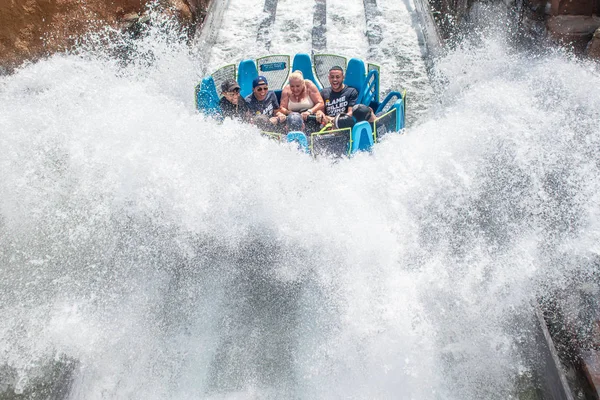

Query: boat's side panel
<box><xmin>373</xmin><ymin>107</ymin><xmax>396</xmax><ymax>141</ymax></box>
<box><xmin>395</xmin><ymin>91</ymin><xmax>406</xmax><ymax>130</ymax></box>
<box><xmin>286</xmin><ymin>131</ymin><xmax>310</xmax><ymax>153</ymax></box>
<box><xmin>350</xmin><ymin>121</ymin><xmax>374</xmax><ymax>153</ymax></box>
<box><xmin>310</xmin><ymin>128</ymin><xmax>352</xmax><ymax>157</ymax></box>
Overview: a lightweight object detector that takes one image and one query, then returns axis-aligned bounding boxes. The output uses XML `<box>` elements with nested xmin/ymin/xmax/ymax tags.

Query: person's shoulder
<box><xmin>239</xmin><ymin>96</ymin><xmax>250</xmax><ymax>108</ymax></box>
<box><xmin>219</xmin><ymin>97</ymin><xmax>232</xmax><ymax>108</ymax></box>
<box><xmin>320</xmin><ymin>87</ymin><xmax>332</xmax><ymax>97</ymax></box>
<box><xmin>269</xmin><ymin>91</ymin><xmax>280</xmax><ymax>106</ymax></box>
<box><xmin>244</xmin><ymin>93</ymin><xmax>254</xmax><ymax>102</ymax></box>
<box><xmin>345</xmin><ymin>86</ymin><xmax>359</xmax><ymax>101</ymax></box>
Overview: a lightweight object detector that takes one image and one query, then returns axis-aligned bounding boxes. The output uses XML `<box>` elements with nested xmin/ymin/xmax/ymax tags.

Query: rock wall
<box><xmin>507</xmin><ymin>0</ymin><xmax>600</xmax><ymax>59</ymax></box>
<box><xmin>428</xmin><ymin>0</ymin><xmax>600</xmax><ymax>60</ymax></box>
<box><xmin>0</xmin><ymin>0</ymin><xmax>209</xmax><ymax>72</ymax></box>
<box><xmin>545</xmin><ymin>0</ymin><xmax>600</xmax><ymax>58</ymax></box>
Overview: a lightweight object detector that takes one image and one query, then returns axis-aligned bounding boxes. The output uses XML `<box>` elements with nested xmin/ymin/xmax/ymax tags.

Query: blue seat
<box><xmin>238</xmin><ymin>59</ymin><xmax>259</xmax><ymax>98</ymax></box>
<box><xmin>292</xmin><ymin>53</ymin><xmax>322</xmax><ymax>90</ymax></box>
<box><xmin>350</xmin><ymin>121</ymin><xmax>374</xmax><ymax>153</ymax></box>
<box><xmin>286</xmin><ymin>131</ymin><xmax>310</xmax><ymax>153</ymax></box>
<box><xmin>344</xmin><ymin>58</ymin><xmax>366</xmax><ymax>94</ymax></box>
<box><xmin>195</xmin><ymin>76</ymin><xmax>220</xmax><ymax>116</ymax></box>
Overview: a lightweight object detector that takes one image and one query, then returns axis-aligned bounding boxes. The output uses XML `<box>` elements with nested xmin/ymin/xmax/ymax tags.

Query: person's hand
<box><xmin>269</xmin><ymin>116</ymin><xmax>279</xmax><ymax>125</ymax></box>
<box><xmin>277</xmin><ymin>114</ymin><xmax>286</xmax><ymax>123</ymax></box>
<box><xmin>300</xmin><ymin>111</ymin><xmax>310</xmax><ymax>121</ymax></box>
<box><xmin>317</xmin><ymin>112</ymin><xmax>331</xmax><ymax>125</ymax></box>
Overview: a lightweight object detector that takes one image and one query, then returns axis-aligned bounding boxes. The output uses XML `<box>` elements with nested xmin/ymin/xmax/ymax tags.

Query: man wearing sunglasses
<box><xmin>219</xmin><ymin>79</ymin><xmax>251</xmax><ymax>121</ymax></box>
<box><xmin>245</xmin><ymin>76</ymin><xmax>286</xmax><ymax>126</ymax></box>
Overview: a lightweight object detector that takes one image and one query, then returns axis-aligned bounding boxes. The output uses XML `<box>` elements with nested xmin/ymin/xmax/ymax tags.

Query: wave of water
<box><xmin>1</xmin><ymin>9</ymin><xmax>600</xmax><ymax>400</ymax></box>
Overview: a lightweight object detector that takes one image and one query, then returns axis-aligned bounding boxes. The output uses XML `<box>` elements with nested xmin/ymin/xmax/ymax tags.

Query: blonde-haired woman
<box><xmin>279</xmin><ymin>71</ymin><xmax>324</xmax><ymax>121</ymax></box>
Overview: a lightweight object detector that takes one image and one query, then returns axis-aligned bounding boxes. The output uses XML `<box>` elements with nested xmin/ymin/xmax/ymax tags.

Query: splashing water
<box><xmin>1</xmin><ymin>8</ymin><xmax>600</xmax><ymax>400</ymax></box>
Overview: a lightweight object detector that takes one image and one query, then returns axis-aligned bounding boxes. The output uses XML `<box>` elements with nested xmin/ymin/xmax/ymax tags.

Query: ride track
<box><xmin>257</xmin><ymin>0</ymin><xmax>385</xmax><ymax>53</ymax></box>
<box><xmin>199</xmin><ymin>0</ymin><xmax>398</xmax><ymax>66</ymax></box>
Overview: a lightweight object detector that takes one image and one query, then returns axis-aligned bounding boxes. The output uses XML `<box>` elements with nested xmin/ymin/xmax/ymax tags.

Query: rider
<box><xmin>315</xmin><ymin>66</ymin><xmax>359</xmax><ymax>125</ymax></box>
<box><xmin>245</xmin><ymin>76</ymin><xmax>286</xmax><ymax>126</ymax></box>
<box><xmin>285</xmin><ymin>112</ymin><xmax>305</xmax><ymax>133</ymax></box>
<box><xmin>333</xmin><ymin>113</ymin><xmax>356</xmax><ymax>130</ymax></box>
<box><xmin>279</xmin><ymin>71</ymin><xmax>324</xmax><ymax>121</ymax></box>
<box><xmin>352</xmin><ymin>104</ymin><xmax>376</xmax><ymax>123</ymax></box>
<box><xmin>219</xmin><ymin>79</ymin><xmax>250</xmax><ymax>121</ymax></box>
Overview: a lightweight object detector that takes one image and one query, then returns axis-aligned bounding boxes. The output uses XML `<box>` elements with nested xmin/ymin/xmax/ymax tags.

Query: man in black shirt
<box><xmin>219</xmin><ymin>79</ymin><xmax>250</xmax><ymax>121</ymax></box>
<box><xmin>316</xmin><ymin>66</ymin><xmax>359</xmax><ymax>125</ymax></box>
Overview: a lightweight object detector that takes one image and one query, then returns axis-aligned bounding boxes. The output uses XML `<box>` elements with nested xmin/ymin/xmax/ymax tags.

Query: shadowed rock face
<box><xmin>0</xmin><ymin>0</ymin><xmax>209</xmax><ymax>72</ymax></box>
<box><xmin>547</xmin><ymin>15</ymin><xmax>600</xmax><ymax>53</ymax></box>
<box><xmin>551</xmin><ymin>0</ymin><xmax>599</xmax><ymax>16</ymax></box>
<box><xmin>588</xmin><ymin>28</ymin><xmax>600</xmax><ymax>58</ymax></box>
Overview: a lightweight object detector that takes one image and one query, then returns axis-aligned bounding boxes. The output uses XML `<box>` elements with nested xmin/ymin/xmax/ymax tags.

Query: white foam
<box><xmin>1</xmin><ymin>6</ymin><xmax>600</xmax><ymax>400</ymax></box>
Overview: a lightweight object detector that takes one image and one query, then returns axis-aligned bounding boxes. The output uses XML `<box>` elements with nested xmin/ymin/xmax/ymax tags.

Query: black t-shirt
<box><xmin>321</xmin><ymin>86</ymin><xmax>359</xmax><ymax>117</ymax></box>
<box><xmin>219</xmin><ymin>95</ymin><xmax>251</xmax><ymax>121</ymax></box>
<box><xmin>245</xmin><ymin>91</ymin><xmax>280</xmax><ymax>117</ymax></box>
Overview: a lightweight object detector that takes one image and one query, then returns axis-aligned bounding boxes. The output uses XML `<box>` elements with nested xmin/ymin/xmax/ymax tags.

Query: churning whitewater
<box><xmin>1</xmin><ymin>7</ymin><xmax>600</xmax><ymax>400</ymax></box>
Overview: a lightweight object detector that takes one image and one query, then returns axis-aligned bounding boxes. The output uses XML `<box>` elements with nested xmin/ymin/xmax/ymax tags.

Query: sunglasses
<box><xmin>256</xmin><ymin>86</ymin><xmax>269</xmax><ymax>92</ymax></box>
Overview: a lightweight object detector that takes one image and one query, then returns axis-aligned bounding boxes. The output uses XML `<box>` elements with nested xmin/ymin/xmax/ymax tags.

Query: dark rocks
<box><xmin>587</xmin><ymin>27</ymin><xmax>600</xmax><ymax>58</ymax></box>
<box><xmin>551</xmin><ymin>0</ymin><xmax>599</xmax><ymax>16</ymax></box>
<box><xmin>0</xmin><ymin>0</ymin><xmax>210</xmax><ymax>72</ymax></box>
<box><xmin>547</xmin><ymin>14</ymin><xmax>600</xmax><ymax>52</ymax></box>
<box><xmin>581</xmin><ymin>350</ymin><xmax>600</xmax><ymax>399</ymax></box>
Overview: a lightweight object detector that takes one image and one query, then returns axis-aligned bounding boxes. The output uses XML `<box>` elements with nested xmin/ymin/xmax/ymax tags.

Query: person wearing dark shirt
<box><xmin>286</xmin><ymin>112</ymin><xmax>305</xmax><ymax>133</ymax></box>
<box><xmin>315</xmin><ymin>66</ymin><xmax>359</xmax><ymax>125</ymax></box>
<box><xmin>219</xmin><ymin>79</ymin><xmax>250</xmax><ymax>121</ymax></box>
<box><xmin>334</xmin><ymin>113</ymin><xmax>356</xmax><ymax>130</ymax></box>
<box><xmin>352</xmin><ymin>104</ymin><xmax>376</xmax><ymax>123</ymax></box>
<box><xmin>245</xmin><ymin>76</ymin><xmax>286</xmax><ymax>126</ymax></box>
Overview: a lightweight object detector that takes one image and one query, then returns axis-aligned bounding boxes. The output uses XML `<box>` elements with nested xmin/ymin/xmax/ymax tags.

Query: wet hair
<box><xmin>286</xmin><ymin>112</ymin><xmax>304</xmax><ymax>131</ymax></box>
<box><xmin>329</xmin><ymin>66</ymin><xmax>344</xmax><ymax>74</ymax></box>
<box><xmin>253</xmin><ymin>114</ymin><xmax>272</xmax><ymax>130</ymax></box>
<box><xmin>334</xmin><ymin>113</ymin><xmax>355</xmax><ymax>130</ymax></box>
<box><xmin>352</xmin><ymin>104</ymin><xmax>373</xmax><ymax>122</ymax></box>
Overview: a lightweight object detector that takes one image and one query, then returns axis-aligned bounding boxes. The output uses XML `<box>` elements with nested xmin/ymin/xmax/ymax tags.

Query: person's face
<box><xmin>223</xmin><ymin>88</ymin><xmax>239</xmax><ymax>104</ymax></box>
<box><xmin>289</xmin><ymin>78</ymin><xmax>304</xmax><ymax>97</ymax></box>
<box><xmin>253</xmin><ymin>84</ymin><xmax>269</xmax><ymax>101</ymax></box>
<box><xmin>328</xmin><ymin>70</ymin><xmax>344</xmax><ymax>91</ymax></box>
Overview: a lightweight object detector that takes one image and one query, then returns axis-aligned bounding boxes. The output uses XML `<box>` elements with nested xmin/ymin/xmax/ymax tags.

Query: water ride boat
<box><xmin>195</xmin><ymin>53</ymin><xmax>406</xmax><ymax>157</ymax></box>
